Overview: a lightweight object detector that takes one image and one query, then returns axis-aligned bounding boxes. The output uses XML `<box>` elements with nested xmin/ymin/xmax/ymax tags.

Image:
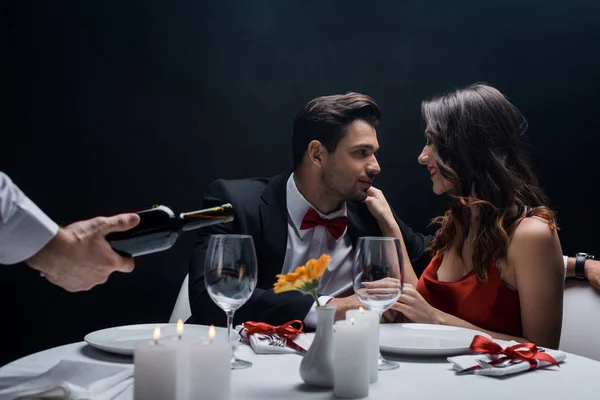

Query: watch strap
<box><xmin>575</xmin><ymin>253</ymin><xmax>588</xmax><ymax>280</ymax></box>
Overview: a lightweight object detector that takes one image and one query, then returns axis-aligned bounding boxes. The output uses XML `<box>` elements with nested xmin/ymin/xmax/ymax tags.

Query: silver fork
<box><xmin>267</xmin><ymin>335</ymin><xmax>287</xmax><ymax>347</ymax></box>
<box><xmin>476</xmin><ymin>358</ymin><xmax>516</xmax><ymax>369</ymax></box>
<box><xmin>477</xmin><ymin>347</ymin><xmax>546</xmax><ymax>369</ymax></box>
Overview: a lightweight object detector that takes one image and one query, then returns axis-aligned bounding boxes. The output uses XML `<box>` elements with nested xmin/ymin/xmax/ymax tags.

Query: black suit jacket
<box><xmin>188</xmin><ymin>173</ymin><xmax>432</xmax><ymax>327</ymax></box>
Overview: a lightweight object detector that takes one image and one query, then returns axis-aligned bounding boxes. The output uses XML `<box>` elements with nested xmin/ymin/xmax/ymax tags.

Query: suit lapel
<box><xmin>346</xmin><ymin>202</ymin><xmax>381</xmax><ymax>247</ymax></box>
<box><xmin>258</xmin><ymin>173</ymin><xmax>290</xmax><ymax>287</ymax></box>
<box><xmin>346</xmin><ymin>202</ymin><xmax>364</xmax><ymax>247</ymax></box>
<box><xmin>256</xmin><ymin>176</ymin><xmax>381</xmax><ymax>287</ymax></box>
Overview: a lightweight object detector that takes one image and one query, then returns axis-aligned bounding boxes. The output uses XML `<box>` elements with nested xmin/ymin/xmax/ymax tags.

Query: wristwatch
<box><xmin>575</xmin><ymin>253</ymin><xmax>594</xmax><ymax>280</ymax></box>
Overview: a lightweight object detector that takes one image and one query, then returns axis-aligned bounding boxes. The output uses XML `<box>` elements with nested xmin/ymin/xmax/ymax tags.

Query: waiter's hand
<box><xmin>27</xmin><ymin>213</ymin><xmax>140</xmax><ymax>292</ymax></box>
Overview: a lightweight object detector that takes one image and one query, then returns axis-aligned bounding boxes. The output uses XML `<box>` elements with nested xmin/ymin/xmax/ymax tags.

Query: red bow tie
<box><xmin>300</xmin><ymin>208</ymin><xmax>348</xmax><ymax>240</ymax></box>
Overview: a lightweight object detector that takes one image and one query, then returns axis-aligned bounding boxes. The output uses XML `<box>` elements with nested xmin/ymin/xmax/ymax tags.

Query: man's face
<box><xmin>321</xmin><ymin>120</ymin><xmax>381</xmax><ymax>203</ymax></box>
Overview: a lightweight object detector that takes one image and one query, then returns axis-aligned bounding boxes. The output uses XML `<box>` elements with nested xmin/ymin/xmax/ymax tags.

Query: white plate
<box><xmin>84</xmin><ymin>323</ymin><xmax>240</xmax><ymax>355</ymax></box>
<box><xmin>379</xmin><ymin>323</ymin><xmax>492</xmax><ymax>356</ymax></box>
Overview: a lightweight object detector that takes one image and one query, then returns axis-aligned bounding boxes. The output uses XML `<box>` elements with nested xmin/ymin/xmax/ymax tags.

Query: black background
<box><xmin>2</xmin><ymin>0</ymin><xmax>599</xmax><ymax>365</ymax></box>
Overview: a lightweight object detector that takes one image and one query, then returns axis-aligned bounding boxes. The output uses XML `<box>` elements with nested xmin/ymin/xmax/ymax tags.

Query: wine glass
<box><xmin>205</xmin><ymin>234</ymin><xmax>258</xmax><ymax>369</ymax></box>
<box><xmin>352</xmin><ymin>236</ymin><xmax>404</xmax><ymax>370</ymax></box>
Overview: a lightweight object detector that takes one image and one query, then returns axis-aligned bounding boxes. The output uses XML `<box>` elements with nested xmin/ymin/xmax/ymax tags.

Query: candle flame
<box><xmin>359</xmin><ymin>306</ymin><xmax>364</xmax><ymax>312</ymax></box>
<box><xmin>209</xmin><ymin>325</ymin><xmax>216</xmax><ymax>341</ymax></box>
<box><xmin>153</xmin><ymin>327</ymin><xmax>161</xmax><ymax>343</ymax></box>
<box><xmin>177</xmin><ymin>319</ymin><xmax>184</xmax><ymax>336</ymax></box>
<box><xmin>350</xmin><ymin>318</ymin><xmax>356</xmax><ymax>325</ymax></box>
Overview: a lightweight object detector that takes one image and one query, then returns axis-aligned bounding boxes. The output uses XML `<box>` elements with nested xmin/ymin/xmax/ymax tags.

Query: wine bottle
<box><xmin>106</xmin><ymin>203</ymin><xmax>234</xmax><ymax>257</ymax></box>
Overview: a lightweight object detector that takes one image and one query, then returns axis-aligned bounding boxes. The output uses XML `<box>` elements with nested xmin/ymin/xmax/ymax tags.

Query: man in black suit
<box><xmin>188</xmin><ymin>92</ymin><xmax>432</xmax><ymax>328</ymax></box>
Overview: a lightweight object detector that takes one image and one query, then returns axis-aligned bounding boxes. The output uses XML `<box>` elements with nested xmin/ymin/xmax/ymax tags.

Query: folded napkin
<box><xmin>448</xmin><ymin>336</ymin><xmax>566</xmax><ymax>377</ymax></box>
<box><xmin>0</xmin><ymin>360</ymin><xmax>133</xmax><ymax>400</ymax></box>
<box><xmin>237</xmin><ymin>321</ymin><xmax>311</xmax><ymax>355</ymax></box>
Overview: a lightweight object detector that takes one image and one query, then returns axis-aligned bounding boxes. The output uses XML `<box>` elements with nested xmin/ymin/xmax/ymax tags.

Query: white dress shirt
<box><xmin>0</xmin><ymin>171</ymin><xmax>58</xmax><ymax>264</ymax></box>
<box><xmin>282</xmin><ymin>173</ymin><xmax>355</xmax><ymax>327</ymax></box>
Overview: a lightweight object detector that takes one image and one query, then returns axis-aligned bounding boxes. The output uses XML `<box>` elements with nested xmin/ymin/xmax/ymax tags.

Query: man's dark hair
<box><xmin>292</xmin><ymin>92</ymin><xmax>381</xmax><ymax>168</ymax></box>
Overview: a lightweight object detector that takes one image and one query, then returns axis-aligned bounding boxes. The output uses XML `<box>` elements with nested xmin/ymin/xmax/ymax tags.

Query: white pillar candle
<box><xmin>333</xmin><ymin>319</ymin><xmax>369</xmax><ymax>399</ymax></box>
<box><xmin>346</xmin><ymin>308</ymin><xmax>379</xmax><ymax>383</ymax></box>
<box><xmin>134</xmin><ymin>327</ymin><xmax>180</xmax><ymax>400</ymax></box>
<box><xmin>187</xmin><ymin>325</ymin><xmax>231</xmax><ymax>400</ymax></box>
<box><xmin>166</xmin><ymin>319</ymin><xmax>194</xmax><ymax>400</ymax></box>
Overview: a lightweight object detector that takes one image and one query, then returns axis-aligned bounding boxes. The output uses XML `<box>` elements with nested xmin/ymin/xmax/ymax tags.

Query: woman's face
<box><xmin>417</xmin><ymin>130</ymin><xmax>452</xmax><ymax>195</ymax></box>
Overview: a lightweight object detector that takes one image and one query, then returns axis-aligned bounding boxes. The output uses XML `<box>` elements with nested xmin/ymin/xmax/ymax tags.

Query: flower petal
<box><xmin>272</xmin><ymin>253</ymin><xmax>331</xmax><ymax>294</ymax></box>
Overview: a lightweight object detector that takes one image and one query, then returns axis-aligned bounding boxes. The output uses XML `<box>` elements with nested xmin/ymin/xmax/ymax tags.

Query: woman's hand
<box><xmin>381</xmin><ymin>309</ymin><xmax>407</xmax><ymax>323</ymax></box>
<box><xmin>362</xmin><ymin>186</ymin><xmax>394</xmax><ymax>223</ymax></box>
<box><xmin>389</xmin><ymin>283</ymin><xmax>443</xmax><ymax>324</ymax></box>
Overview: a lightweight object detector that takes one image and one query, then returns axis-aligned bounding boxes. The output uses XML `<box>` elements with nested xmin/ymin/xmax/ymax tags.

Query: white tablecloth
<box><xmin>1</xmin><ymin>337</ymin><xmax>600</xmax><ymax>399</ymax></box>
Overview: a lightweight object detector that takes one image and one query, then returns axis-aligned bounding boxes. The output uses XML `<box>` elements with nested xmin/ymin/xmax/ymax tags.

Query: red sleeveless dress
<box><xmin>416</xmin><ymin>219</ymin><xmax>525</xmax><ymax>337</ymax></box>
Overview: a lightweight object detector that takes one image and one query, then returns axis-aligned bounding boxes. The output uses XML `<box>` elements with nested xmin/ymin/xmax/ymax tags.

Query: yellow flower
<box><xmin>306</xmin><ymin>254</ymin><xmax>330</xmax><ymax>280</ymax></box>
<box><xmin>273</xmin><ymin>254</ymin><xmax>331</xmax><ymax>307</ymax></box>
<box><xmin>273</xmin><ymin>278</ymin><xmax>300</xmax><ymax>293</ymax></box>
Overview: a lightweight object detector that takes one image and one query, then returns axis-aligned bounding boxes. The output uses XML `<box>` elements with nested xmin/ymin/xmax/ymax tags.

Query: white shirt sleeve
<box><xmin>0</xmin><ymin>171</ymin><xmax>59</xmax><ymax>265</ymax></box>
<box><xmin>303</xmin><ymin>296</ymin><xmax>333</xmax><ymax>328</ymax></box>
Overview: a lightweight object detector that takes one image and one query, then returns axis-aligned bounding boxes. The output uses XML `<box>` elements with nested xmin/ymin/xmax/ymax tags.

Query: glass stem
<box><xmin>226</xmin><ymin>309</ymin><xmax>235</xmax><ymax>362</ymax></box>
<box><xmin>377</xmin><ymin>311</ymin><xmax>384</xmax><ymax>358</ymax></box>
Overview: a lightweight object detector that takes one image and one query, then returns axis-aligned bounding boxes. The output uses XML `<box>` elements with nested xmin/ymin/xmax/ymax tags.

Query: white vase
<box><xmin>299</xmin><ymin>305</ymin><xmax>335</xmax><ymax>388</ymax></box>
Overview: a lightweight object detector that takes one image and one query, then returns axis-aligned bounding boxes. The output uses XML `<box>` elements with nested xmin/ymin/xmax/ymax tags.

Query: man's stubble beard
<box><xmin>321</xmin><ymin>168</ymin><xmax>367</xmax><ymax>204</ymax></box>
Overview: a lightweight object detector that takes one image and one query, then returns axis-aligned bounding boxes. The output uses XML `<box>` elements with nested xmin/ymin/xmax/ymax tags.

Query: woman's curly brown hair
<box><xmin>422</xmin><ymin>83</ymin><xmax>557</xmax><ymax>282</ymax></box>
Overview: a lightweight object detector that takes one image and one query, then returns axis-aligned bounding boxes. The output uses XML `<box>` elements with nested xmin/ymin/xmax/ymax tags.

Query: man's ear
<box><xmin>307</xmin><ymin>140</ymin><xmax>325</xmax><ymax>166</ymax></box>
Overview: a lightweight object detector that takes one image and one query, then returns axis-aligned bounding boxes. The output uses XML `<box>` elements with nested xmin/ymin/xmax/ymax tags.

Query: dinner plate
<box><xmin>84</xmin><ymin>323</ymin><xmax>239</xmax><ymax>355</ymax></box>
<box><xmin>379</xmin><ymin>323</ymin><xmax>492</xmax><ymax>356</ymax></box>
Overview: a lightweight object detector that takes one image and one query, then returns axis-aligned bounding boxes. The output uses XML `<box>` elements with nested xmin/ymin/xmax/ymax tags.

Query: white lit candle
<box><xmin>333</xmin><ymin>318</ymin><xmax>369</xmax><ymax>399</ymax></box>
<box><xmin>187</xmin><ymin>325</ymin><xmax>231</xmax><ymax>400</ymax></box>
<box><xmin>177</xmin><ymin>318</ymin><xmax>184</xmax><ymax>340</ymax></box>
<box><xmin>346</xmin><ymin>307</ymin><xmax>379</xmax><ymax>383</ymax></box>
<box><xmin>134</xmin><ymin>327</ymin><xmax>179</xmax><ymax>400</ymax></box>
<box><xmin>167</xmin><ymin>319</ymin><xmax>192</xmax><ymax>399</ymax></box>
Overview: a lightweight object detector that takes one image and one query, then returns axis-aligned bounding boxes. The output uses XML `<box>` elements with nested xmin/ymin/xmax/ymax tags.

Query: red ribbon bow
<box><xmin>300</xmin><ymin>208</ymin><xmax>348</xmax><ymax>240</ymax></box>
<box><xmin>240</xmin><ymin>320</ymin><xmax>305</xmax><ymax>340</ymax></box>
<box><xmin>469</xmin><ymin>335</ymin><xmax>560</xmax><ymax>370</ymax></box>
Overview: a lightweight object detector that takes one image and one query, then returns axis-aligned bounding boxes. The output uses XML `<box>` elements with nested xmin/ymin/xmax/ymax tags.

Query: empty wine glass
<box><xmin>205</xmin><ymin>234</ymin><xmax>258</xmax><ymax>369</ymax></box>
<box><xmin>352</xmin><ymin>236</ymin><xmax>404</xmax><ymax>370</ymax></box>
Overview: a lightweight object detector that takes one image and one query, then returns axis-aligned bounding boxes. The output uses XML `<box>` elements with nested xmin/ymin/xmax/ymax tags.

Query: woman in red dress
<box><xmin>365</xmin><ymin>83</ymin><xmax>564</xmax><ymax>348</ymax></box>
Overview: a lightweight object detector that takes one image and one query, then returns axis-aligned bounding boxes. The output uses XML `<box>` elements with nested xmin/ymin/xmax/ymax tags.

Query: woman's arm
<box><xmin>363</xmin><ymin>187</ymin><xmax>419</xmax><ymax>287</ymax></box>
<box><xmin>391</xmin><ymin>216</ymin><xmax>564</xmax><ymax>349</ymax></box>
<box><xmin>390</xmin><ymin>284</ymin><xmax>529</xmax><ymax>342</ymax></box>
<box><xmin>507</xmin><ymin>217</ymin><xmax>564</xmax><ymax>349</ymax></box>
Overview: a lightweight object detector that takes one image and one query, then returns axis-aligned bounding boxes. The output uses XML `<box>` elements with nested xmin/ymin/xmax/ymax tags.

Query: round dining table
<box><xmin>1</xmin><ymin>334</ymin><xmax>600</xmax><ymax>399</ymax></box>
